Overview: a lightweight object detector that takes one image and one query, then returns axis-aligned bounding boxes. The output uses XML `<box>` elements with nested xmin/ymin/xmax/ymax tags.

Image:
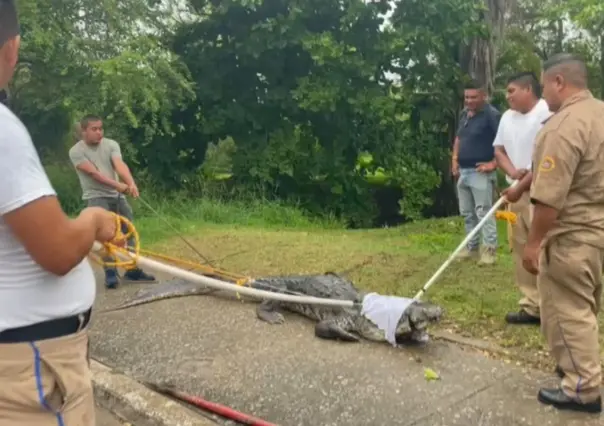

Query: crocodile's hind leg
<box><xmin>256</xmin><ymin>300</ymin><xmax>285</xmax><ymax>324</ymax></box>
<box><xmin>315</xmin><ymin>317</ymin><xmax>360</xmax><ymax>342</ymax></box>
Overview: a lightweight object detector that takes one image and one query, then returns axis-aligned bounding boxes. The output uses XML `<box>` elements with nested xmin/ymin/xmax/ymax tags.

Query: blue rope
<box><xmin>29</xmin><ymin>342</ymin><xmax>65</xmax><ymax>426</ymax></box>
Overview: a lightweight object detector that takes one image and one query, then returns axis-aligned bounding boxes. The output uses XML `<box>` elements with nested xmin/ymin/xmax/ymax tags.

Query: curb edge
<box><xmin>91</xmin><ymin>359</ymin><xmax>216</xmax><ymax>426</ymax></box>
<box><xmin>431</xmin><ymin>330</ymin><xmax>510</xmax><ymax>354</ymax></box>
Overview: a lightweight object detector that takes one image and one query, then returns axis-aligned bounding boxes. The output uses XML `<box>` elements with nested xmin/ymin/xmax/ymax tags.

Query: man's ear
<box><xmin>1</xmin><ymin>35</ymin><xmax>20</xmax><ymax>69</ymax></box>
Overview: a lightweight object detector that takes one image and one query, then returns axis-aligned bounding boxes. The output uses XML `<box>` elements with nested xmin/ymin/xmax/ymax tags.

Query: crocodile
<box><xmin>101</xmin><ymin>273</ymin><xmax>444</xmax><ymax>344</ymax></box>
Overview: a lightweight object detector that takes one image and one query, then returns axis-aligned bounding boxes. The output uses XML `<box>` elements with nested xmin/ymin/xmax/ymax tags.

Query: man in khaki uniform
<box><xmin>508</xmin><ymin>53</ymin><xmax>604</xmax><ymax>414</ymax></box>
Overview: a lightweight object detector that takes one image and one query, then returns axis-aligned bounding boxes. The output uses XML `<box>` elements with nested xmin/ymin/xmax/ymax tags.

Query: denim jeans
<box><xmin>456</xmin><ymin>168</ymin><xmax>498</xmax><ymax>250</ymax></box>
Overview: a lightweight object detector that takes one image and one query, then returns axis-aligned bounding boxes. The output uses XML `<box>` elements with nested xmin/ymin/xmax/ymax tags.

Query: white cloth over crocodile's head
<box><xmin>360</xmin><ymin>292</ymin><xmax>415</xmax><ymax>346</ymax></box>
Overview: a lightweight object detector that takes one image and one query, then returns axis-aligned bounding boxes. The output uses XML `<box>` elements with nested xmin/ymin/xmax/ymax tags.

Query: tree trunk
<box><xmin>600</xmin><ymin>35</ymin><xmax>604</xmax><ymax>99</ymax></box>
<box><xmin>459</xmin><ymin>0</ymin><xmax>508</xmax><ymax>96</ymax></box>
<box><xmin>555</xmin><ymin>19</ymin><xmax>564</xmax><ymax>53</ymax></box>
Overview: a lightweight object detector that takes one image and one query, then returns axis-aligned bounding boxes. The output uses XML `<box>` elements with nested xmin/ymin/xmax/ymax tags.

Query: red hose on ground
<box><xmin>145</xmin><ymin>381</ymin><xmax>278</xmax><ymax>426</ymax></box>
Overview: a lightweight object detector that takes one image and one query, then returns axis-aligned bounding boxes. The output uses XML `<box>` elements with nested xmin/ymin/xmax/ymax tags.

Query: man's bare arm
<box><xmin>501</xmin><ymin>171</ymin><xmax>532</xmax><ymax>203</ymax></box>
<box><xmin>516</xmin><ymin>171</ymin><xmax>532</xmax><ymax>192</ymax></box>
<box><xmin>494</xmin><ymin>146</ymin><xmax>516</xmax><ymax>177</ymax></box>
<box><xmin>76</xmin><ymin>161</ymin><xmax>125</xmax><ymax>190</ymax></box>
<box><xmin>3</xmin><ymin>196</ymin><xmax>102</xmax><ymax>276</ymax></box>
<box><xmin>111</xmin><ymin>157</ymin><xmax>135</xmax><ymax>187</ymax></box>
<box><xmin>526</xmin><ymin>202</ymin><xmax>558</xmax><ymax>247</ymax></box>
<box><xmin>452</xmin><ymin>136</ymin><xmax>459</xmax><ymax>161</ymax></box>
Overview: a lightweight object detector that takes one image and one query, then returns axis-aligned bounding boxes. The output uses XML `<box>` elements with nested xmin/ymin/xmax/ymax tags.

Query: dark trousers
<box><xmin>86</xmin><ymin>195</ymin><xmax>136</xmax><ymax>273</ymax></box>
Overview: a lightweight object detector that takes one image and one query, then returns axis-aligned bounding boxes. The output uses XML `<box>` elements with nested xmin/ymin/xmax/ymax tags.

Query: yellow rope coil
<box><xmin>495</xmin><ymin>210</ymin><xmax>517</xmax><ymax>224</ymax></box>
<box><xmin>90</xmin><ymin>213</ymin><xmax>253</xmax><ymax>293</ymax></box>
<box><xmin>90</xmin><ymin>213</ymin><xmax>140</xmax><ymax>269</ymax></box>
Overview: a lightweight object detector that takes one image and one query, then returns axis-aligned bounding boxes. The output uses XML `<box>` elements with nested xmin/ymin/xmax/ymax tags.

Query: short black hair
<box><xmin>543</xmin><ymin>53</ymin><xmax>588</xmax><ymax>88</ymax></box>
<box><xmin>507</xmin><ymin>71</ymin><xmax>542</xmax><ymax>98</ymax></box>
<box><xmin>80</xmin><ymin>114</ymin><xmax>103</xmax><ymax>130</ymax></box>
<box><xmin>0</xmin><ymin>0</ymin><xmax>19</xmax><ymax>48</ymax></box>
<box><xmin>464</xmin><ymin>78</ymin><xmax>485</xmax><ymax>91</ymax></box>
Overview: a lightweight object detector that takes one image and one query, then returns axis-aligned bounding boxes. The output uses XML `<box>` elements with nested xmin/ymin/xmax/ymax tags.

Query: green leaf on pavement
<box><xmin>424</xmin><ymin>367</ymin><xmax>440</xmax><ymax>381</ymax></box>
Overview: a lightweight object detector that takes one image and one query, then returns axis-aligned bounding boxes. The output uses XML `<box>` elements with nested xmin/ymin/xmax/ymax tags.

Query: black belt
<box><xmin>0</xmin><ymin>308</ymin><xmax>92</xmax><ymax>344</ymax></box>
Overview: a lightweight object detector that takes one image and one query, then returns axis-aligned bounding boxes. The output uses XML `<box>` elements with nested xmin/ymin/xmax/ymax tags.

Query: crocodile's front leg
<box><xmin>256</xmin><ymin>300</ymin><xmax>285</xmax><ymax>324</ymax></box>
<box><xmin>315</xmin><ymin>317</ymin><xmax>360</xmax><ymax>342</ymax></box>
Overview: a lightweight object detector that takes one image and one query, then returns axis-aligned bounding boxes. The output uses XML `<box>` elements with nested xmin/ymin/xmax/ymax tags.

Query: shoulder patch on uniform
<box><xmin>538</xmin><ymin>156</ymin><xmax>555</xmax><ymax>173</ymax></box>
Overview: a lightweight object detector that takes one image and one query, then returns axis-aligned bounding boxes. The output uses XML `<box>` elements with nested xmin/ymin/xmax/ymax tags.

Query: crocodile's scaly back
<box><xmin>250</xmin><ymin>273</ymin><xmax>361</xmax><ymax>322</ymax></box>
<box><xmin>250</xmin><ymin>272</ymin><xmax>360</xmax><ymax>300</ymax></box>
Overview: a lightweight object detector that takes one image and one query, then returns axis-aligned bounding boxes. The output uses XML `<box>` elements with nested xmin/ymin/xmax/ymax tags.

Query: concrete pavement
<box><xmin>96</xmin><ymin>405</ymin><xmax>125</xmax><ymax>426</ymax></box>
<box><xmin>89</xmin><ymin>273</ymin><xmax>604</xmax><ymax>426</ymax></box>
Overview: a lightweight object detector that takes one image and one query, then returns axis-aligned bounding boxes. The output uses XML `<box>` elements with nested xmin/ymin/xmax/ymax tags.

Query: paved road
<box><xmin>89</xmin><ymin>273</ymin><xmax>604</xmax><ymax>426</ymax></box>
<box><xmin>96</xmin><ymin>405</ymin><xmax>124</xmax><ymax>426</ymax></box>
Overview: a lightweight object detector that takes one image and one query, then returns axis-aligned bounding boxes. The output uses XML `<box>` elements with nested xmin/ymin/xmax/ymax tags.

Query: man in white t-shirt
<box><xmin>0</xmin><ymin>2</ymin><xmax>118</xmax><ymax>424</ymax></box>
<box><xmin>493</xmin><ymin>71</ymin><xmax>552</xmax><ymax>326</ymax></box>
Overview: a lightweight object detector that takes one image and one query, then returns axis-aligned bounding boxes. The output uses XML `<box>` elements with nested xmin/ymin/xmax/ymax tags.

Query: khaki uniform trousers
<box><xmin>538</xmin><ymin>235</ymin><xmax>603</xmax><ymax>402</ymax></box>
<box><xmin>0</xmin><ymin>329</ymin><xmax>95</xmax><ymax>425</ymax></box>
<box><xmin>508</xmin><ymin>192</ymin><xmax>540</xmax><ymax>317</ymax></box>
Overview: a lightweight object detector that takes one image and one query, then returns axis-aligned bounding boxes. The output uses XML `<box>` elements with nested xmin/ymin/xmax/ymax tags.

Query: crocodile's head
<box><xmin>394</xmin><ymin>300</ymin><xmax>444</xmax><ymax>344</ymax></box>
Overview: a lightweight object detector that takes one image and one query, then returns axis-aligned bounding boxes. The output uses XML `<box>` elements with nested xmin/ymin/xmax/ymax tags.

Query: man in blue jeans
<box><xmin>452</xmin><ymin>80</ymin><xmax>501</xmax><ymax>265</ymax></box>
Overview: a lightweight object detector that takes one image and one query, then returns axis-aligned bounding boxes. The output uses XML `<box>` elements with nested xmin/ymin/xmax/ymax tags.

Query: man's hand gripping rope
<box><xmin>89</xmin><ymin>213</ymin><xmax>252</xmax><ymax>298</ymax></box>
<box><xmin>89</xmin><ymin>213</ymin><xmax>140</xmax><ymax>269</ymax></box>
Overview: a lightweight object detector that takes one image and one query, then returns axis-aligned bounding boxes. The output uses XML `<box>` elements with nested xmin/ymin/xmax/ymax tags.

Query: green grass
<box><xmin>126</xmin><ymin>196</ymin><xmax>563</xmax><ymax>358</ymax></box>
<box><xmin>130</xmin><ymin>196</ymin><xmax>345</xmax><ymax>245</ymax></box>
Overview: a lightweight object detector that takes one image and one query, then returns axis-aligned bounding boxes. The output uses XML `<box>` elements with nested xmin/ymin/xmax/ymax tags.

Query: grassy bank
<box><xmin>129</xmin><ymin>195</ymin><xmax>345</xmax><ymax>245</ymax></box>
<box><xmin>45</xmin><ymin>161</ymin><xmax>346</xmax><ymax>243</ymax></box>
<box><xmin>126</xmin><ymin>197</ymin><xmax>568</xmax><ymax>359</ymax></box>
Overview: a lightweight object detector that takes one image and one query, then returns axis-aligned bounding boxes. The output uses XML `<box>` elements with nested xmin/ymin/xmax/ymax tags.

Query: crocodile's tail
<box><xmin>99</xmin><ymin>279</ymin><xmax>215</xmax><ymax>313</ymax></box>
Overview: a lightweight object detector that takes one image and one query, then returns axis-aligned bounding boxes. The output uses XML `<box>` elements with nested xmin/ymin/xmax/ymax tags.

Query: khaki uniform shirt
<box><xmin>530</xmin><ymin>90</ymin><xmax>604</xmax><ymax>247</ymax></box>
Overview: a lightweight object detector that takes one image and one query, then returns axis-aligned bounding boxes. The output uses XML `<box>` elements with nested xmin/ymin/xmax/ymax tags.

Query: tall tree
<box><xmin>459</xmin><ymin>0</ymin><xmax>509</xmax><ymax>95</ymax></box>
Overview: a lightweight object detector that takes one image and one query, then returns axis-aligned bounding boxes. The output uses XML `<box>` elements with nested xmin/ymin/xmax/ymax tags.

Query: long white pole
<box><xmin>412</xmin><ymin>180</ymin><xmax>518</xmax><ymax>300</ymax></box>
<box><xmin>92</xmin><ymin>242</ymin><xmax>357</xmax><ymax>308</ymax></box>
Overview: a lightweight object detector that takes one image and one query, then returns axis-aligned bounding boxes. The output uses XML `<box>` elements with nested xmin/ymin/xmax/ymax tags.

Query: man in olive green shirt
<box><xmin>69</xmin><ymin>115</ymin><xmax>156</xmax><ymax>288</ymax></box>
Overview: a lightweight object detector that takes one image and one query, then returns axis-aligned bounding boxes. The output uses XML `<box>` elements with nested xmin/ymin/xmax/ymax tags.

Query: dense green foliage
<box><xmin>6</xmin><ymin>0</ymin><xmax>604</xmax><ymax>228</ymax></box>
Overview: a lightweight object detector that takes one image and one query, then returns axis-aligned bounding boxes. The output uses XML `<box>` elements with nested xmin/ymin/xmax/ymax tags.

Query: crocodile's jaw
<box><xmin>355</xmin><ymin>302</ymin><xmax>444</xmax><ymax>343</ymax></box>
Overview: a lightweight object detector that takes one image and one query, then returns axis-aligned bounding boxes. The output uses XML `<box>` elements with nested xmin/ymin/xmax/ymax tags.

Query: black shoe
<box><xmin>505</xmin><ymin>310</ymin><xmax>540</xmax><ymax>325</ymax></box>
<box><xmin>105</xmin><ymin>269</ymin><xmax>119</xmax><ymax>289</ymax></box>
<box><xmin>538</xmin><ymin>387</ymin><xmax>602</xmax><ymax>413</ymax></box>
<box><xmin>123</xmin><ymin>268</ymin><xmax>157</xmax><ymax>283</ymax></box>
<box><xmin>555</xmin><ymin>365</ymin><xmax>564</xmax><ymax>378</ymax></box>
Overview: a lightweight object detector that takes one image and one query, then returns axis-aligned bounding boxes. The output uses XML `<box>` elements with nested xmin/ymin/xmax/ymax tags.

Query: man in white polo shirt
<box><xmin>0</xmin><ymin>1</ymin><xmax>118</xmax><ymax>424</ymax></box>
<box><xmin>493</xmin><ymin>71</ymin><xmax>552</xmax><ymax>326</ymax></box>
